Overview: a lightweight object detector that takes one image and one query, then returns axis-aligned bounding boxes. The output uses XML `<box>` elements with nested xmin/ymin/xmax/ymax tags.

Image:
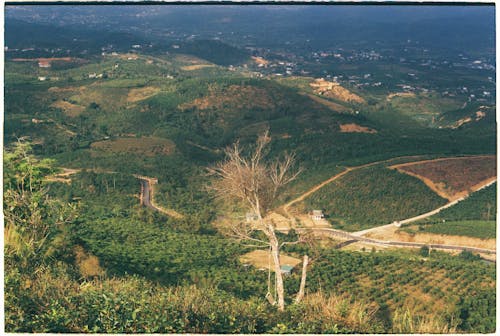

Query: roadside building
<box><xmin>280</xmin><ymin>265</ymin><xmax>294</xmax><ymax>276</ymax></box>
<box><xmin>310</xmin><ymin>210</ymin><xmax>325</xmax><ymax>220</ymax></box>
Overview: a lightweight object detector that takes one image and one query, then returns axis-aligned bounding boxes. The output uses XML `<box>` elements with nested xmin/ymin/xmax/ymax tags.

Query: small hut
<box><xmin>280</xmin><ymin>265</ymin><xmax>294</xmax><ymax>276</ymax></box>
<box><xmin>310</xmin><ymin>210</ymin><xmax>325</xmax><ymax>220</ymax></box>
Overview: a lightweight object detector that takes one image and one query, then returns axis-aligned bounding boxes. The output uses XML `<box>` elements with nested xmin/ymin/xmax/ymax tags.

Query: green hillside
<box><xmin>303</xmin><ymin>165</ymin><xmax>448</xmax><ymax>231</ymax></box>
<box><xmin>4</xmin><ymin>45</ymin><xmax>496</xmax><ymax>334</ymax></box>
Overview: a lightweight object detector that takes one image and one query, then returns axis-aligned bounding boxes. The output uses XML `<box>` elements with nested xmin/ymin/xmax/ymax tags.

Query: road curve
<box><xmin>135</xmin><ymin>175</ymin><xmax>184</xmax><ymax>219</ymax></box>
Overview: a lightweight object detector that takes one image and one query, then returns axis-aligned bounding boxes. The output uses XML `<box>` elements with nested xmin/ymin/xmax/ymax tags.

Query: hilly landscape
<box><xmin>4</xmin><ymin>4</ymin><xmax>496</xmax><ymax>334</ymax></box>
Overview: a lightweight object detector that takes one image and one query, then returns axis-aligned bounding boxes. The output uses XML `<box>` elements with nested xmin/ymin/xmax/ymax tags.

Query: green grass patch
<box><xmin>416</xmin><ymin>220</ymin><xmax>495</xmax><ymax>239</ymax></box>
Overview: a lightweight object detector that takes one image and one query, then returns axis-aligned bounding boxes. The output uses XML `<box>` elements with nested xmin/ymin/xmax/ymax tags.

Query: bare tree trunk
<box><xmin>268</xmin><ymin>224</ymin><xmax>285</xmax><ymax>311</ymax></box>
<box><xmin>295</xmin><ymin>254</ymin><xmax>309</xmax><ymax>304</ymax></box>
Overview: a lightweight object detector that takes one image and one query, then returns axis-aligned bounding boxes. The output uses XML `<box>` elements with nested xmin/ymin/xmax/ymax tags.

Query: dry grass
<box><xmin>391</xmin><ymin>155</ymin><xmax>496</xmax><ymax>201</ymax></box>
<box><xmin>51</xmin><ymin>100</ymin><xmax>86</xmax><ymax>117</ymax></box>
<box><xmin>74</xmin><ymin>245</ymin><xmax>105</xmax><ymax>278</ymax></box>
<box><xmin>48</xmin><ymin>86</ymin><xmax>82</xmax><ymax>93</ymax></box>
<box><xmin>239</xmin><ymin>250</ymin><xmax>301</xmax><ymax>270</ymax></box>
<box><xmin>339</xmin><ymin>123</ymin><xmax>377</xmax><ymax>134</ymax></box>
<box><xmin>303</xmin><ymin>292</ymin><xmax>379</xmax><ymax>332</ymax></box>
<box><xmin>173</xmin><ymin>54</ymin><xmax>208</xmax><ymax>64</ymax></box>
<box><xmin>126</xmin><ymin>86</ymin><xmax>161</xmax><ymax>103</ymax></box>
<box><xmin>386</xmin><ymin>92</ymin><xmax>417</xmax><ymax>100</ymax></box>
<box><xmin>391</xmin><ymin>308</ymin><xmax>457</xmax><ymax>333</ymax></box>
<box><xmin>91</xmin><ymin>137</ymin><xmax>175</xmax><ymax>156</ymax></box>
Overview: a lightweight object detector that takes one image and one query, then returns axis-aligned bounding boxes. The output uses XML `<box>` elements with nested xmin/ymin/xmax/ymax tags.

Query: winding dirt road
<box><xmin>282</xmin><ymin>155</ymin><xmax>428</xmax><ymax>219</ymax></box>
<box><xmin>279</xmin><ymin>154</ymin><xmax>496</xmax><ymax>256</ymax></box>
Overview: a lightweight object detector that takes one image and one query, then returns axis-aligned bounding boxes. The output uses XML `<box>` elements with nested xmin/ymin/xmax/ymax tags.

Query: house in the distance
<box><xmin>280</xmin><ymin>265</ymin><xmax>294</xmax><ymax>276</ymax></box>
<box><xmin>38</xmin><ymin>60</ymin><xmax>50</xmax><ymax>68</ymax></box>
<box><xmin>310</xmin><ymin>210</ymin><xmax>325</xmax><ymax>221</ymax></box>
<box><xmin>246</xmin><ymin>212</ymin><xmax>259</xmax><ymax>223</ymax></box>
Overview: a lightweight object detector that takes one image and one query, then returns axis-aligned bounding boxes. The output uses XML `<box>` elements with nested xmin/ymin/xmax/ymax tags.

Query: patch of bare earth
<box><xmin>310</xmin><ymin>78</ymin><xmax>365</xmax><ymax>104</ymax></box>
<box><xmin>179</xmin><ymin>85</ymin><xmax>275</xmax><ymax>111</ymax></box>
<box><xmin>339</xmin><ymin>123</ymin><xmax>377</xmax><ymax>134</ymax></box>
<box><xmin>239</xmin><ymin>250</ymin><xmax>301</xmax><ymax>271</ymax></box>
<box><xmin>364</xmin><ymin>225</ymin><xmax>496</xmax><ymax>250</ymax></box>
<box><xmin>91</xmin><ymin>137</ymin><xmax>175</xmax><ymax>156</ymax></box>
<box><xmin>386</xmin><ymin>92</ymin><xmax>417</xmax><ymax>100</ymax></box>
<box><xmin>264</xmin><ymin>212</ymin><xmax>293</xmax><ymax>232</ymax></box>
<box><xmin>390</xmin><ymin>156</ymin><xmax>496</xmax><ymax>201</ymax></box>
<box><xmin>126</xmin><ymin>86</ymin><xmax>161</xmax><ymax>103</ymax></box>
<box><xmin>181</xmin><ymin>64</ymin><xmax>216</xmax><ymax>71</ymax></box>
<box><xmin>252</xmin><ymin>56</ymin><xmax>269</xmax><ymax>66</ymax></box>
<box><xmin>51</xmin><ymin>100</ymin><xmax>86</xmax><ymax>117</ymax></box>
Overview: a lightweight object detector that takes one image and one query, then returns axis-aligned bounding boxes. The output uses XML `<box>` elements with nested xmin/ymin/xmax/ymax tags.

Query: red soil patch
<box><xmin>339</xmin><ymin>123</ymin><xmax>377</xmax><ymax>134</ymax></box>
<box><xmin>310</xmin><ymin>78</ymin><xmax>365</xmax><ymax>104</ymax></box>
<box><xmin>391</xmin><ymin>156</ymin><xmax>496</xmax><ymax>201</ymax></box>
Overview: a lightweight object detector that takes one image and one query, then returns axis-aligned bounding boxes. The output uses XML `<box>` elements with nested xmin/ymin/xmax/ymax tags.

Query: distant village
<box><xmin>5</xmin><ymin>33</ymin><xmax>495</xmax><ymax>104</ymax></box>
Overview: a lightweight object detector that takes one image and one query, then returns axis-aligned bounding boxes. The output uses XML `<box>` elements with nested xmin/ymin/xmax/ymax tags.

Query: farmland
<box><xmin>391</xmin><ymin>156</ymin><xmax>496</xmax><ymax>200</ymax></box>
<box><xmin>403</xmin><ymin>183</ymin><xmax>497</xmax><ymax>239</ymax></box>
<box><xmin>4</xmin><ymin>4</ymin><xmax>496</xmax><ymax>334</ymax></box>
<box><xmin>303</xmin><ymin>165</ymin><xmax>448</xmax><ymax>231</ymax></box>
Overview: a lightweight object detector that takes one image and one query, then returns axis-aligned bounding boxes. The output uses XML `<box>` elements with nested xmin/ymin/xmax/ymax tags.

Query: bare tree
<box><xmin>208</xmin><ymin>131</ymin><xmax>307</xmax><ymax>311</ymax></box>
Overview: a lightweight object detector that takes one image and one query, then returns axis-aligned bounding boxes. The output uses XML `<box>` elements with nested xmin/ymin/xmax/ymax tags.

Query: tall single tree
<box><xmin>208</xmin><ymin>131</ymin><xmax>306</xmax><ymax>311</ymax></box>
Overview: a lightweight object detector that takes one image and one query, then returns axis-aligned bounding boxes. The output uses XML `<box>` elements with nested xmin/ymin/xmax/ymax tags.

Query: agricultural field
<box><xmin>302</xmin><ymin>165</ymin><xmax>448</xmax><ymax>231</ymax></box>
<box><xmin>404</xmin><ymin>183</ymin><xmax>496</xmax><ymax>239</ymax></box>
<box><xmin>308</xmin><ymin>249</ymin><xmax>496</xmax><ymax>333</ymax></box>
<box><xmin>4</xmin><ymin>5</ymin><xmax>497</xmax><ymax>334</ymax></box>
<box><xmin>391</xmin><ymin>156</ymin><xmax>496</xmax><ymax>200</ymax></box>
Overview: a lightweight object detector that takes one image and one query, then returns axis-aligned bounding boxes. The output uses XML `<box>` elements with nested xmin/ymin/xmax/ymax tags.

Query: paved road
<box><xmin>301</xmin><ymin>228</ymin><xmax>496</xmax><ymax>255</ymax></box>
<box><xmin>136</xmin><ymin>176</ymin><xmax>184</xmax><ymax>219</ymax></box>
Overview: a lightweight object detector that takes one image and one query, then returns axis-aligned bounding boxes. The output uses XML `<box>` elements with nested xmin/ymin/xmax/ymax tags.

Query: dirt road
<box><xmin>282</xmin><ymin>155</ymin><xmax>429</xmax><ymax>219</ymax></box>
<box><xmin>279</xmin><ymin>154</ymin><xmax>496</xmax><ymax>257</ymax></box>
<box><xmin>353</xmin><ymin>177</ymin><xmax>497</xmax><ymax>236</ymax></box>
